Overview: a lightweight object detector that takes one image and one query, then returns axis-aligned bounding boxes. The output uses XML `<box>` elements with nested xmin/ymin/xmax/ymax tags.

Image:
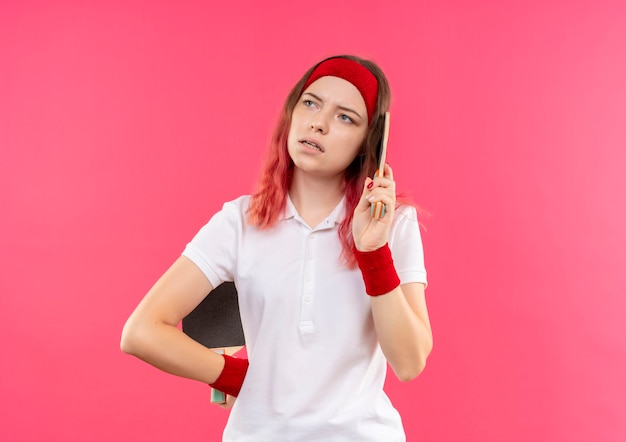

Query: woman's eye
<box><xmin>339</xmin><ymin>114</ymin><xmax>354</xmax><ymax>124</ymax></box>
<box><xmin>303</xmin><ymin>99</ymin><xmax>315</xmax><ymax>107</ymax></box>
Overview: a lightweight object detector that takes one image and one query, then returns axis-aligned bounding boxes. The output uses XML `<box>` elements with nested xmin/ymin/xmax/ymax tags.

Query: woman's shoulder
<box><xmin>394</xmin><ymin>203</ymin><xmax>418</xmax><ymax>223</ymax></box>
<box><xmin>220</xmin><ymin>195</ymin><xmax>252</xmax><ymax>213</ymax></box>
<box><xmin>203</xmin><ymin>195</ymin><xmax>252</xmax><ymax>227</ymax></box>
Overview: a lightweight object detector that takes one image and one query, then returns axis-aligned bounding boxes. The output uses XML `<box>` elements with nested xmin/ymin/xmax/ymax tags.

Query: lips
<box><xmin>299</xmin><ymin>138</ymin><xmax>324</xmax><ymax>152</ymax></box>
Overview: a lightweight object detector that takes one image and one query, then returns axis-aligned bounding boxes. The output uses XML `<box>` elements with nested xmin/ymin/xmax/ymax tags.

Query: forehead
<box><xmin>302</xmin><ymin>76</ymin><xmax>367</xmax><ymax>112</ymax></box>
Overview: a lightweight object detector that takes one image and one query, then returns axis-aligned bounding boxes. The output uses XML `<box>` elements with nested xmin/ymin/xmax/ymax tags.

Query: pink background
<box><xmin>2</xmin><ymin>1</ymin><xmax>625</xmax><ymax>441</ymax></box>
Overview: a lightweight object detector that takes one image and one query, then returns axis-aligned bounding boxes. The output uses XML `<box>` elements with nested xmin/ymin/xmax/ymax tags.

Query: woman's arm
<box><xmin>369</xmin><ymin>282</ymin><xmax>432</xmax><ymax>381</ymax></box>
<box><xmin>120</xmin><ymin>255</ymin><xmax>226</xmax><ymax>384</ymax></box>
<box><xmin>352</xmin><ymin>164</ymin><xmax>433</xmax><ymax>381</ymax></box>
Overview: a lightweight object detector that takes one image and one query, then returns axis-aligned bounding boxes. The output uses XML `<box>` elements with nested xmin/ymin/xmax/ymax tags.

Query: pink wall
<box><xmin>2</xmin><ymin>1</ymin><xmax>625</xmax><ymax>440</ymax></box>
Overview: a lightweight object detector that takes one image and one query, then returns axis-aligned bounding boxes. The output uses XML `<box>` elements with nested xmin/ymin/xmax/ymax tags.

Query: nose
<box><xmin>309</xmin><ymin>114</ymin><xmax>328</xmax><ymax>134</ymax></box>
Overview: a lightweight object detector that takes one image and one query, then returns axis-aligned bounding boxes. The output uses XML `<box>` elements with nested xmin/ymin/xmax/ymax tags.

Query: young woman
<box><xmin>121</xmin><ymin>55</ymin><xmax>432</xmax><ymax>441</ymax></box>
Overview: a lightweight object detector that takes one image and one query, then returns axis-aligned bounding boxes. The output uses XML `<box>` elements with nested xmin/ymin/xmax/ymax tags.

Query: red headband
<box><xmin>302</xmin><ymin>58</ymin><xmax>378</xmax><ymax>124</ymax></box>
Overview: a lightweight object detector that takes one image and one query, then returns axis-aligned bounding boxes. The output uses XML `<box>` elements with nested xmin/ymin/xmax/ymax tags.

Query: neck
<box><xmin>289</xmin><ymin>170</ymin><xmax>345</xmax><ymax>228</ymax></box>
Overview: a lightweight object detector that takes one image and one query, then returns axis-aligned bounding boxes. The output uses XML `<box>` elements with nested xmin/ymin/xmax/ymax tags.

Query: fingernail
<box><xmin>367</xmin><ymin>181</ymin><xmax>374</xmax><ymax>190</ymax></box>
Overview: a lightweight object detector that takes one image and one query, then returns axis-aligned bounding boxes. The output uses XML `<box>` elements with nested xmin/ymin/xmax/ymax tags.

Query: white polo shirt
<box><xmin>183</xmin><ymin>195</ymin><xmax>427</xmax><ymax>441</ymax></box>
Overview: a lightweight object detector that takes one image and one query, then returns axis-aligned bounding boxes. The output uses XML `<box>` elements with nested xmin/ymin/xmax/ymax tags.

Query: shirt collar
<box><xmin>282</xmin><ymin>196</ymin><xmax>297</xmax><ymax>220</ymax></box>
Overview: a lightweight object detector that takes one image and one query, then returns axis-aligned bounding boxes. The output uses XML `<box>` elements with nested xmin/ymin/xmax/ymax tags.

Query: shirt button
<box><xmin>310</xmin><ymin>233</ymin><xmax>316</xmax><ymax>239</ymax></box>
<box><xmin>304</xmin><ymin>295</ymin><xmax>312</xmax><ymax>302</ymax></box>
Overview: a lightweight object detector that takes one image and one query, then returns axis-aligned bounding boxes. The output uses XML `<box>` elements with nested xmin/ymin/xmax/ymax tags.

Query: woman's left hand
<box><xmin>352</xmin><ymin>163</ymin><xmax>396</xmax><ymax>251</ymax></box>
<box><xmin>218</xmin><ymin>395</ymin><xmax>236</xmax><ymax>410</ymax></box>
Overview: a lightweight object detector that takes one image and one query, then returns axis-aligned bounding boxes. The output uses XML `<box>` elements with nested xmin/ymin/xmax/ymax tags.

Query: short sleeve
<box><xmin>181</xmin><ymin>198</ymin><xmax>245</xmax><ymax>289</ymax></box>
<box><xmin>389</xmin><ymin>205</ymin><xmax>428</xmax><ymax>287</ymax></box>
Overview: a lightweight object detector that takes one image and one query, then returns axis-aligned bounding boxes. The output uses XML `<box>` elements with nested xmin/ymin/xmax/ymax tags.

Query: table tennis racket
<box><xmin>371</xmin><ymin>111</ymin><xmax>390</xmax><ymax>219</ymax></box>
<box><xmin>182</xmin><ymin>281</ymin><xmax>245</xmax><ymax>403</ymax></box>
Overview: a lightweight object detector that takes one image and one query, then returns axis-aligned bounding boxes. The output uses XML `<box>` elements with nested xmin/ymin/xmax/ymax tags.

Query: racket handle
<box><xmin>371</xmin><ymin>201</ymin><xmax>386</xmax><ymax>219</ymax></box>
<box><xmin>210</xmin><ymin>349</ymin><xmax>227</xmax><ymax>404</ymax></box>
<box><xmin>370</xmin><ymin>169</ymin><xmax>386</xmax><ymax>219</ymax></box>
<box><xmin>211</xmin><ymin>388</ymin><xmax>226</xmax><ymax>404</ymax></box>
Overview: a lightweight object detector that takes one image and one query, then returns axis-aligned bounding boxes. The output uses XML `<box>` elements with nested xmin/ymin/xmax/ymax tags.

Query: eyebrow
<box><xmin>303</xmin><ymin>92</ymin><xmax>364</xmax><ymax>121</ymax></box>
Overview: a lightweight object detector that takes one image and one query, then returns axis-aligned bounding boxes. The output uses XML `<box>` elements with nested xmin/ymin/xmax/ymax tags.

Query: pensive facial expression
<box><xmin>287</xmin><ymin>76</ymin><xmax>369</xmax><ymax>179</ymax></box>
